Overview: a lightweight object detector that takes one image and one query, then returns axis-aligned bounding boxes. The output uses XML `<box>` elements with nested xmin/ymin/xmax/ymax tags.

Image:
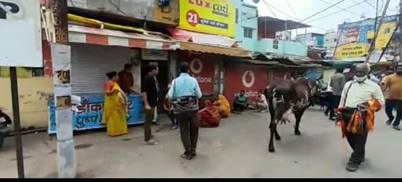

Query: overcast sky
<box><xmin>244</xmin><ymin>0</ymin><xmax>400</xmax><ymax>34</ymax></box>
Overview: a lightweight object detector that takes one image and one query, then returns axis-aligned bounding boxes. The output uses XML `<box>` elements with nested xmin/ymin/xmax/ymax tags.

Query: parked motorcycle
<box><xmin>0</xmin><ymin>109</ymin><xmax>12</xmax><ymax>150</ymax></box>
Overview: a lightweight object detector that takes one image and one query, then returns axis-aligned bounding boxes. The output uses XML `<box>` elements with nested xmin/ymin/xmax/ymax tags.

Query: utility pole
<box><xmin>373</xmin><ymin>0</ymin><xmax>379</xmax><ymax>49</ymax></box>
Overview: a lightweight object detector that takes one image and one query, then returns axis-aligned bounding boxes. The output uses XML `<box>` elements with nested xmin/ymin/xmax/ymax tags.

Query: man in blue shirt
<box><xmin>168</xmin><ymin>62</ymin><xmax>202</xmax><ymax>160</ymax></box>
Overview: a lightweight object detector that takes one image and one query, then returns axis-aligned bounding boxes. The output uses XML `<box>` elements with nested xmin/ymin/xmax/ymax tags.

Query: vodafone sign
<box><xmin>180</xmin><ymin>52</ymin><xmax>216</xmax><ymax>93</ymax></box>
<box><xmin>190</xmin><ymin>59</ymin><xmax>203</xmax><ymax>74</ymax></box>
<box><xmin>224</xmin><ymin>64</ymin><xmax>269</xmax><ymax>103</ymax></box>
<box><xmin>242</xmin><ymin>71</ymin><xmax>255</xmax><ymax>88</ymax></box>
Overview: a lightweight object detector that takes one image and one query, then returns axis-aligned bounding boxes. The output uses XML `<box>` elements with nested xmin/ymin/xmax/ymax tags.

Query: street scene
<box><xmin>0</xmin><ymin>109</ymin><xmax>401</xmax><ymax>178</ymax></box>
<box><xmin>1</xmin><ymin>0</ymin><xmax>402</xmax><ymax>179</ymax></box>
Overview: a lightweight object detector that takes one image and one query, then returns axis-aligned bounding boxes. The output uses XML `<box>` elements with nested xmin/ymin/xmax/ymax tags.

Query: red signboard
<box><xmin>179</xmin><ymin>52</ymin><xmax>216</xmax><ymax>94</ymax></box>
<box><xmin>224</xmin><ymin>64</ymin><xmax>269</xmax><ymax>104</ymax></box>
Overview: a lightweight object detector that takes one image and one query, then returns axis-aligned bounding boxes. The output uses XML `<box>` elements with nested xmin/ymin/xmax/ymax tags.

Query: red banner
<box><xmin>224</xmin><ymin>64</ymin><xmax>269</xmax><ymax>104</ymax></box>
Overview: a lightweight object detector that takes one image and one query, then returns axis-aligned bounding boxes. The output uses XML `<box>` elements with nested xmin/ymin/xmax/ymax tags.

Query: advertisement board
<box><xmin>224</xmin><ymin>64</ymin><xmax>269</xmax><ymax>104</ymax></box>
<box><xmin>336</xmin><ymin>15</ymin><xmax>398</xmax><ymax>60</ymax></box>
<box><xmin>0</xmin><ymin>0</ymin><xmax>43</xmax><ymax>67</ymax></box>
<box><xmin>179</xmin><ymin>52</ymin><xmax>216</xmax><ymax>93</ymax></box>
<box><xmin>179</xmin><ymin>0</ymin><xmax>236</xmax><ymax>37</ymax></box>
<box><xmin>335</xmin><ymin>43</ymin><xmax>369</xmax><ymax>60</ymax></box>
<box><xmin>48</xmin><ymin>96</ymin><xmax>145</xmax><ymax>134</ymax></box>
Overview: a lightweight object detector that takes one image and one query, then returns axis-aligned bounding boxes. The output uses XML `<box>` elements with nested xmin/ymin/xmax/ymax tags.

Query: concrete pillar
<box><xmin>51</xmin><ymin>43</ymin><xmax>76</xmax><ymax>178</ymax></box>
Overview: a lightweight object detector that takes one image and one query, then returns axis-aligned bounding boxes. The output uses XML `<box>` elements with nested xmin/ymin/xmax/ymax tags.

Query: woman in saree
<box><xmin>102</xmin><ymin>72</ymin><xmax>128</xmax><ymax>137</ymax></box>
<box><xmin>199</xmin><ymin>100</ymin><xmax>221</xmax><ymax>128</ymax></box>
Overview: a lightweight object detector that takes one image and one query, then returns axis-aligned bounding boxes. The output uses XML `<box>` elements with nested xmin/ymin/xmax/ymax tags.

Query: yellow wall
<box><xmin>1</xmin><ymin>67</ymin><xmax>33</xmax><ymax>78</ymax></box>
<box><xmin>0</xmin><ymin>77</ymin><xmax>53</xmax><ymax>130</ymax></box>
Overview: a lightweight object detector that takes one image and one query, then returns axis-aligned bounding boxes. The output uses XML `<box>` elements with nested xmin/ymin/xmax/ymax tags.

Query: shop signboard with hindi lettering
<box><xmin>179</xmin><ymin>0</ymin><xmax>236</xmax><ymax>37</ymax></box>
<box><xmin>0</xmin><ymin>0</ymin><xmax>43</xmax><ymax>67</ymax></box>
<box><xmin>48</xmin><ymin>96</ymin><xmax>145</xmax><ymax>134</ymax></box>
<box><xmin>336</xmin><ymin>15</ymin><xmax>398</xmax><ymax>60</ymax></box>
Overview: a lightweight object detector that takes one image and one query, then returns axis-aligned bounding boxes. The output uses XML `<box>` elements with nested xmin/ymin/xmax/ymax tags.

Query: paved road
<box><xmin>0</xmin><ymin>107</ymin><xmax>401</xmax><ymax>178</ymax></box>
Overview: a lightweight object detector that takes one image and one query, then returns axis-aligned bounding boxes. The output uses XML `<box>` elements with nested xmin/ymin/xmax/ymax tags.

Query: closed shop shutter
<box><xmin>71</xmin><ymin>44</ymin><xmax>130</xmax><ymax>94</ymax></box>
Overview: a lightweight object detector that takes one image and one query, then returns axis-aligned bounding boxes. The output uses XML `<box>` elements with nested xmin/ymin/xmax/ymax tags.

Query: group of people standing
<box><xmin>103</xmin><ymin>62</ymin><xmax>202</xmax><ymax>160</ymax></box>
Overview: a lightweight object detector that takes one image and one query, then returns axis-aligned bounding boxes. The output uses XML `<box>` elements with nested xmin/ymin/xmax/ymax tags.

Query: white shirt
<box><xmin>339</xmin><ymin>79</ymin><xmax>385</xmax><ymax>108</ymax></box>
<box><xmin>258</xmin><ymin>94</ymin><xmax>268</xmax><ymax>106</ymax></box>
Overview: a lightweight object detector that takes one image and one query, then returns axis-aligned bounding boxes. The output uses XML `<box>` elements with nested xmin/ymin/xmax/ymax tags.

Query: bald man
<box><xmin>337</xmin><ymin>64</ymin><xmax>385</xmax><ymax>172</ymax></box>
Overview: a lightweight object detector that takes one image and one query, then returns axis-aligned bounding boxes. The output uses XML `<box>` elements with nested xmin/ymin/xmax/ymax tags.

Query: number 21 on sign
<box><xmin>187</xmin><ymin>10</ymin><xmax>199</xmax><ymax>27</ymax></box>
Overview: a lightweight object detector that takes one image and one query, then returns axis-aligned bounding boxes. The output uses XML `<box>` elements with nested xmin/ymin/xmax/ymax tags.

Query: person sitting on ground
<box><xmin>213</xmin><ymin>94</ymin><xmax>231</xmax><ymax>118</ymax></box>
<box><xmin>255</xmin><ymin>91</ymin><xmax>268</xmax><ymax>112</ymax></box>
<box><xmin>199</xmin><ymin>100</ymin><xmax>221</xmax><ymax>128</ymax></box>
<box><xmin>233</xmin><ymin>90</ymin><xmax>248</xmax><ymax>112</ymax></box>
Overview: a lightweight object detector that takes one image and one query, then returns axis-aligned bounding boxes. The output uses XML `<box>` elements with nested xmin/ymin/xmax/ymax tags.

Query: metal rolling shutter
<box><xmin>71</xmin><ymin>44</ymin><xmax>130</xmax><ymax>94</ymax></box>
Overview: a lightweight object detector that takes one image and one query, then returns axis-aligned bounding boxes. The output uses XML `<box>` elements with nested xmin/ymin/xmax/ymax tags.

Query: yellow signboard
<box><xmin>375</xmin><ymin>22</ymin><xmax>397</xmax><ymax>50</ymax></box>
<box><xmin>336</xmin><ymin>43</ymin><xmax>369</xmax><ymax>60</ymax></box>
<box><xmin>179</xmin><ymin>0</ymin><xmax>236</xmax><ymax>37</ymax></box>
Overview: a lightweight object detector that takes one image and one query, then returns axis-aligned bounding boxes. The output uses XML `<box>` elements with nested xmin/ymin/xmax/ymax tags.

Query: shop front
<box><xmin>48</xmin><ymin>25</ymin><xmax>177</xmax><ymax>133</ymax></box>
<box><xmin>223</xmin><ymin>63</ymin><xmax>270</xmax><ymax>104</ymax></box>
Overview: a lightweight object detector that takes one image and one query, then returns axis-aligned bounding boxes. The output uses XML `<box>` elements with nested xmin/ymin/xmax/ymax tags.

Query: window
<box><xmin>244</xmin><ymin>28</ymin><xmax>253</xmax><ymax>38</ymax></box>
<box><xmin>334</xmin><ymin>38</ymin><xmax>337</xmax><ymax>42</ymax></box>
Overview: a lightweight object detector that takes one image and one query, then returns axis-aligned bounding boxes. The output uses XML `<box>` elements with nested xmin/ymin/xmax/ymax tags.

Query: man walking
<box><xmin>329</xmin><ymin>68</ymin><xmax>346</xmax><ymax>120</ymax></box>
<box><xmin>118</xmin><ymin>64</ymin><xmax>134</xmax><ymax>95</ymax></box>
<box><xmin>381</xmin><ymin>63</ymin><xmax>402</xmax><ymax>131</ymax></box>
<box><xmin>168</xmin><ymin>62</ymin><xmax>202</xmax><ymax>160</ymax></box>
<box><xmin>141</xmin><ymin>65</ymin><xmax>159</xmax><ymax>145</ymax></box>
<box><xmin>336</xmin><ymin>64</ymin><xmax>384</xmax><ymax>172</ymax></box>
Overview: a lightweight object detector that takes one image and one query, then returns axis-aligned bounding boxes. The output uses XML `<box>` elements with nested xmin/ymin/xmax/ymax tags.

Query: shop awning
<box><xmin>178</xmin><ymin>42</ymin><xmax>252</xmax><ymax>58</ymax></box>
<box><xmin>230</xmin><ymin>58</ymin><xmax>282</xmax><ymax>66</ymax></box>
<box><xmin>168</xmin><ymin>28</ymin><xmax>251</xmax><ymax>58</ymax></box>
<box><xmin>68</xmin><ymin>24</ymin><xmax>178</xmax><ymax>50</ymax></box>
<box><xmin>168</xmin><ymin>28</ymin><xmax>236</xmax><ymax>47</ymax></box>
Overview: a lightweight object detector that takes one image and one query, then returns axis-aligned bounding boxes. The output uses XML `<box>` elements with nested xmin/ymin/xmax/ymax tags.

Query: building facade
<box><xmin>232</xmin><ymin>0</ymin><xmax>259</xmax><ymax>52</ymax></box>
<box><xmin>296</xmin><ymin>33</ymin><xmax>325</xmax><ymax>48</ymax></box>
<box><xmin>324</xmin><ymin>29</ymin><xmax>338</xmax><ymax>59</ymax></box>
<box><xmin>0</xmin><ymin>0</ymin><xmax>311</xmax><ymax>131</ymax></box>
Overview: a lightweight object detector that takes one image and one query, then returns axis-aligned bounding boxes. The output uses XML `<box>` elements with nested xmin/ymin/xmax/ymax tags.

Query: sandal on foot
<box><xmin>180</xmin><ymin>154</ymin><xmax>193</xmax><ymax>160</ymax></box>
<box><xmin>346</xmin><ymin>163</ymin><xmax>359</xmax><ymax>172</ymax></box>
